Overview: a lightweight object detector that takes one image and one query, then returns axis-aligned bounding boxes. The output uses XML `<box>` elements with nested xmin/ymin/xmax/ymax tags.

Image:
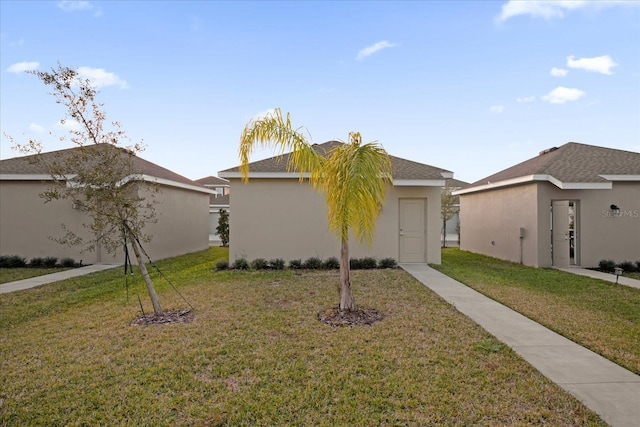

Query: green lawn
<box><xmin>0</xmin><ymin>267</ymin><xmax>72</xmax><ymax>285</ymax></box>
<box><xmin>0</xmin><ymin>247</ymin><xmax>604</xmax><ymax>426</ymax></box>
<box><xmin>433</xmin><ymin>248</ymin><xmax>640</xmax><ymax>375</ymax></box>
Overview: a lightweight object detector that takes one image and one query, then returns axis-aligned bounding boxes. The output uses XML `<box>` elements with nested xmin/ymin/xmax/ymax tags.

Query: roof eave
<box><xmin>1</xmin><ymin>173</ymin><xmax>215</xmax><ymax>195</ymax></box>
<box><xmin>454</xmin><ymin>174</ymin><xmax>614</xmax><ymax>195</ymax></box>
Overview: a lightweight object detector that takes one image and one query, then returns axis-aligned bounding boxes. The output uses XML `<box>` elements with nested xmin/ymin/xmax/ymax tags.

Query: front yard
<box><xmin>433</xmin><ymin>248</ymin><xmax>640</xmax><ymax>375</ymax></box>
<box><xmin>0</xmin><ymin>247</ymin><xmax>604</xmax><ymax>425</ymax></box>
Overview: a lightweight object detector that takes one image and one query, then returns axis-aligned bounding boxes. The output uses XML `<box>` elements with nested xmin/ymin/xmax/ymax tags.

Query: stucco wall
<box><xmin>459</xmin><ymin>181</ymin><xmax>640</xmax><ymax>268</ymax></box>
<box><xmin>0</xmin><ymin>180</ymin><xmax>105</xmax><ymax>263</ymax></box>
<box><xmin>537</xmin><ymin>181</ymin><xmax>640</xmax><ymax>268</ymax></box>
<box><xmin>459</xmin><ymin>184</ymin><xmax>540</xmax><ymax>266</ymax></box>
<box><xmin>142</xmin><ymin>185</ymin><xmax>210</xmax><ymax>261</ymax></box>
<box><xmin>228</xmin><ymin>178</ymin><xmax>442</xmax><ymax>264</ymax></box>
<box><xmin>0</xmin><ymin>180</ymin><xmax>210</xmax><ymax>264</ymax></box>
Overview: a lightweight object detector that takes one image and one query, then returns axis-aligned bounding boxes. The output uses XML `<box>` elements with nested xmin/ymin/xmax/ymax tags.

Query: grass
<box><xmin>0</xmin><ymin>247</ymin><xmax>605</xmax><ymax>426</ymax></box>
<box><xmin>433</xmin><ymin>248</ymin><xmax>640</xmax><ymax>375</ymax></box>
<box><xmin>0</xmin><ymin>267</ymin><xmax>72</xmax><ymax>285</ymax></box>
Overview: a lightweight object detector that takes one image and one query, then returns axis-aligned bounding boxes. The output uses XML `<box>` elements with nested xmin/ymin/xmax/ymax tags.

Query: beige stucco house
<box><xmin>455</xmin><ymin>142</ymin><xmax>640</xmax><ymax>268</ymax></box>
<box><xmin>0</xmin><ymin>146</ymin><xmax>214</xmax><ymax>264</ymax></box>
<box><xmin>218</xmin><ymin>141</ymin><xmax>453</xmax><ymax>264</ymax></box>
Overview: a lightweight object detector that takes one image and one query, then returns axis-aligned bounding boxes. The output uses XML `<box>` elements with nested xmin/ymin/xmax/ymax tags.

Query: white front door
<box><xmin>399</xmin><ymin>199</ymin><xmax>426</xmax><ymax>263</ymax></box>
<box><xmin>552</xmin><ymin>200</ymin><xmax>570</xmax><ymax>268</ymax></box>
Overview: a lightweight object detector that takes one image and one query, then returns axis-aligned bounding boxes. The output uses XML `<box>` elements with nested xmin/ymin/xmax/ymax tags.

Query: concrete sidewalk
<box><xmin>556</xmin><ymin>267</ymin><xmax>640</xmax><ymax>289</ymax></box>
<box><xmin>401</xmin><ymin>263</ymin><xmax>640</xmax><ymax>427</ymax></box>
<box><xmin>0</xmin><ymin>264</ymin><xmax>120</xmax><ymax>294</ymax></box>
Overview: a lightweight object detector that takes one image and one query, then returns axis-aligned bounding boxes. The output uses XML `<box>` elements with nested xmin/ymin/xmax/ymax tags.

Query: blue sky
<box><xmin>1</xmin><ymin>0</ymin><xmax>639</xmax><ymax>183</ymax></box>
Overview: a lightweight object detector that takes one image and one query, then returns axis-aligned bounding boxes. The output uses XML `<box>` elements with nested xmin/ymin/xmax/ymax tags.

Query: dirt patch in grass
<box><xmin>130</xmin><ymin>308</ymin><xmax>195</xmax><ymax>326</ymax></box>
<box><xmin>317</xmin><ymin>306</ymin><xmax>384</xmax><ymax>327</ymax></box>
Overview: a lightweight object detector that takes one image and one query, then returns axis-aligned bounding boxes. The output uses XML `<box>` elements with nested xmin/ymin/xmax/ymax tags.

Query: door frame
<box><xmin>551</xmin><ymin>199</ymin><xmax>580</xmax><ymax>267</ymax></box>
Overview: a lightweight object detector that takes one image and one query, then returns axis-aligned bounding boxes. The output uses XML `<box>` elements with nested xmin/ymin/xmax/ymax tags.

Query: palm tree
<box><xmin>239</xmin><ymin>109</ymin><xmax>393</xmax><ymax>311</ymax></box>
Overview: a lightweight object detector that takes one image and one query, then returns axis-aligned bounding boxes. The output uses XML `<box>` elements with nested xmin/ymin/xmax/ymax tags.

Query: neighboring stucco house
<box><xmin>195</xmin><ymin>176</ymin><xmax>230</xmax><ymax>245</ymax></box>
<box><xmin>218</xmin><ymin>141</ymin><xmax>453</xmax><ymax>264</ymax></box>
<box><xmin>0</xmin><ymin>146</ymin><xmax>214</xmax><ymax>264</ymax></box>
<box><xmin>455</xmin><ymin>142</ymin><xmax>640</xmax><ymax>268</ymax></box>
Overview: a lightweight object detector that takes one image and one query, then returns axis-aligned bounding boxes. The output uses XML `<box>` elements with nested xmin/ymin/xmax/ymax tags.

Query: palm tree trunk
<box><xmin>129</xmin><ymin>236</ymin><xmax>163</xmax><ymax>315</ymax></box>
<box><xmin>339</xmin><ymin>235</ymin><xmax>355</xmax><ymax>311</ymax></box>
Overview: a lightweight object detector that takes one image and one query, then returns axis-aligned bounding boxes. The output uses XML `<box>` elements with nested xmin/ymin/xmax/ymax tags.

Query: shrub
<box><xmin>42</xmin><ymin>257</ymin><xmax>58</xmax><ymax>268</ymax></box>
<box><xmin>598</xmin><ymin>259</ymin><xmax>616</xmax><ymax>272</ymax></box>
<box><xmin>59</xmin><ymin>257</ymin><xmax>77</xmax><ymax>268</ymax></box>
<box><xmin>361</xmin><ymin>257</ymin><xmax>377</xmax><ymax>269</ymax></box>
<box><xmin>216</xmin><ymin>209</ymin><xmax>229</xmax><ymax>247</ymax></box>
<box><xmin>269</xmin><ymin>258</ymin><xmax>285</xmax><ymax>270</ymax></box>
<box><xmin>637</xmin><ymin>260</ymin><xmax>640</xmax><ymax>271</ymax></box>
<box><xmin>232</xmin><ymin>258</ymin><xmax>249</xmax><ymax>270</ymax></box>
<box><xmin>379</xmin><ymin>258</ymin><xmax>398</xmax><ymax>269</ymax></box>
<box><xmin>322</xmin><ymin>257</ymin><xmax>340</xmax><ymax>270</ymax></box>
<box><xmin>29</xmin><ymin>257</ymin><xmax>45</xmax><ymax>268</ymax></box>
<box><xmin>215</xmin><ymin>259</ymin><xmax>229</xmax><ymax>270</ymax></box>
<box><xmin>251</xmin><ymin>258</ymin><xmax>269</xmax><ymax>270</ymax></box>
<box><xmin>350</xmin><ymin>258</ymin><xmax>364</xmax><ymax>270</ymax></box>
<box><xmin>350</xmin><ymin>258</ymin><xmax>377</xmax><ymax>269</ymax></box>
<box><xmin>0</xmin><ymin>255</ymin><xmax>27</xmax><ymax>268</ymax></box>
<box><xmin>289</xmin><ymin>259</ymin><xmax>302</xmax><ymax>270</ymax></box>
<box><xmin>617</xmin><ymin>261</ymin><xmax>637</xmax><ymax>273</ymax></box>
<box><xmin>303</xmin><ymin>257</ymin><xmax>323</xmax><ymax>269</ymax></box>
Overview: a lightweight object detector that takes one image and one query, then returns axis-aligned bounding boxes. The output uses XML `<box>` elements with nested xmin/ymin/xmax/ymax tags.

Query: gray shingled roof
<box><xmin>466</xmin><ymin>142</ymin><xmax>640</xmax><ymax>189</ymax></box>
<box><xmin>0</xmin><ymin>144</ymin><xmax>204</xmax><ymax>189</ymax></box>
<box><xmin>196</xmin><ymin>176</ymin><xmax>229</xmax><ymax>186</ymax></box>
<box><xmin>220</xmin><ymin>141</ymin><xmax>452</xmax><ymax>180</ymax></box>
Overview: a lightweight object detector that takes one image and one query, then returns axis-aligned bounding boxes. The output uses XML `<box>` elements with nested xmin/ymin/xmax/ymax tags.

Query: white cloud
<box><xmin>516</xmin><ymin>96</ymin><xmax>535</xmax><ymax>103</ymax></box>
<box><xmin>6</xmin><ymin>61</ymin><xmax>39</xmax><ymax>73</ymax></box>
<box><xmin>496</xmin><ymin>0</ymin><xmax>637</xmax><ymax>23</ymax></box>
<box><xmin>29</xmin><ymin>123</ymin><xmax>45</xmax><ymax>133</ymax></box>
<box><xmin>497</xmin><ymin>1</ymin><xmax>585</xmax><ymax>22</ymax></box>
<box><xmin>357</xmin><ymin>41</ymin><xmax>396</xmax><ymax>61</ymax></box>
<box><xmin>77</xmin><ymin>66</ymin><xmax>128</xmax><ymax>89</ymax></box>
<box><xmin>567</xmin><ymin>55</ymin><xmax>617</xmax><ymax>75</ymax></box>
<box><xmin>490</xmin><ymin>105</ymin><xmax>505</xmax><ymax>114</ymax></box>
<box><xmin>550</xmin><ymin>67</ymin><xmax>568</xmax><ymax>77</ymax></box>
<box><xmin>57</xmin><ymin>1</ymin><xmax>91</xmax><ymax>12</ymax></box>
<box><xmin>55</xmin><ymin>119</ymin><xmax>82</xmax><ymax>131</ymax></box>
<box><xmin>57</xmin><ymin>1</ymin><xmax>102</xmax><ymax>16</ymax></box>
<box><xmin>542</xmin><ymin>86</ymin><xmax>585</xmax><ymax>104</ymax></box>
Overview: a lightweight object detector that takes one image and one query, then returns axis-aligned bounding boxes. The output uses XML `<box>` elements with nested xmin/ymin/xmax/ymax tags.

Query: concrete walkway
<box><xmin>0</xmin><ymin>264</ymin><xmax>120</xmax><ymax>294</ymax></box>
<box><xmin>556</xmin><ymin>266</ymin><xmax>640</xmax><ymax>289</ymax></box>
<box><xmin>401</xmin><ymin>263</ymin><xmax>640</xmax><ymax>427</ymax></box>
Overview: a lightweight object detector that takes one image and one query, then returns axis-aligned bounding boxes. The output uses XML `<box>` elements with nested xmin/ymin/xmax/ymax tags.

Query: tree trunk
<box><xmin>442</xmin><ymin>218</ymin><xmax>447</xmax><ymax>248</ymax></box>
<box><xmin>339</xmin><ymin>236</ymin><xmax>355</xmax><ymax>311</ymax></box>
<box><xmin>129</xmin><ymin>236</ymin><xmax>163</xmax><ymax>315</ymax></box>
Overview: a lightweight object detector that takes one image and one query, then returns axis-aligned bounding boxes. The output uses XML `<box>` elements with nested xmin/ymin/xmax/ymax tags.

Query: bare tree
<box><xmin>10</xmin><ymin>64</ymin><xmax>163</xmax><ymax>314</ymax></box>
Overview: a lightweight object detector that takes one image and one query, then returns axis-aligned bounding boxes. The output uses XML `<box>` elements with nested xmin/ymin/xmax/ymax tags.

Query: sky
<box><xmin>1</xmin><ymin>0</ymin><xmax>639</xmax><ymax>184</ymax></box>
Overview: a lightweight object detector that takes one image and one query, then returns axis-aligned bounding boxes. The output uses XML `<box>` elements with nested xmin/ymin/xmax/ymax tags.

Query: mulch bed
<box><xmin>317</xmin><ymin>306</ymin><xmax>384</xmax><ymax>327</ymax></box>
<box><xmin>130</xmin><ymin>308</ymin><xmax>195</xmax><ymax>326</ymax></box>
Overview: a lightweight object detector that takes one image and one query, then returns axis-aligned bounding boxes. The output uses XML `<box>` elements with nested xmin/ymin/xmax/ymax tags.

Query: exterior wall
<box><xmin>0</xmin><ymin>180</ymin><xmax>104</xmax><ymax>264</ymax></box>
<box><xmin>536</xmin><ymin>181</ymin><xmax>640</xmax><ymax>268</ymax></box>
<box><xmin>460</xmin><ymin>181</ymin><xmax>640</xmax><ymax>268</ymax></box>
<box><xmin>142</xmin><ymin>185</ymin><xmax>210</xmax><ymax>260</ymax></box>
<box><xmin>228</xmin><ymin>178</ymin><xmax>442</xmax><ymax>264</ymax></box>
<box><xmin>0</xmin><ymin>180</ymin><xmax>210</xmax><ymax>264</ymax></box>
<box><xmin>459</xmin><ymin>183</ymin><xmax>540</xmax><ymax>266</ymax></box>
